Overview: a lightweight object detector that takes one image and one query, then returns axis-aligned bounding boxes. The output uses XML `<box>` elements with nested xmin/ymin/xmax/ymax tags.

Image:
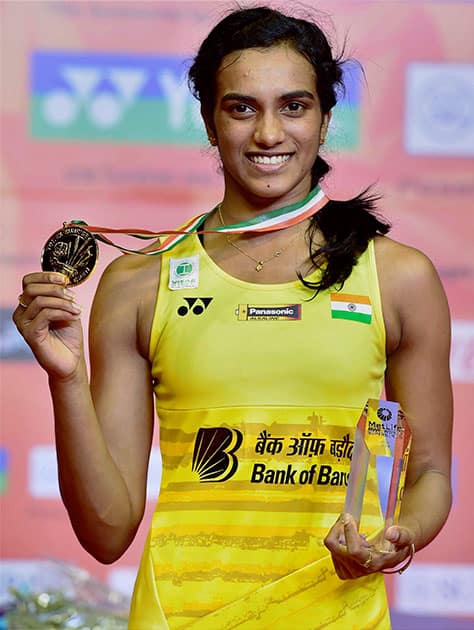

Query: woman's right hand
<box><xmin>13</xmin><ymin>272</ymin><xmax>84</xmax><ymax>380</ymax></box>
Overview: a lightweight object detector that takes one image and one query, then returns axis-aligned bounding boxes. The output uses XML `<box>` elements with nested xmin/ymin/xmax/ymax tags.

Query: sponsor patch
<box><xmin>190</xmin><ymin>424</ymin><xmax>354</xmax><ymax>487</ymax></box>
<box><xmin>236</xmin><ymin>304</ymin><xmax>301</xmax><ymax>321</ymax></box>
<box><xmin>169</xmin><ymin>256</ymin><xmax>199</xmax><ymax>290</ymax></box>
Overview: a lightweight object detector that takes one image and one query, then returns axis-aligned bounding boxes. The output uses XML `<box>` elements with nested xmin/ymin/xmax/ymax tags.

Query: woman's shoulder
<box><xmin>373</xmin><ymin>235</ymin><xmax>441</xmax><ymax>289</ymax></box>
<box><xmin>97</xmin><ymin>249</ymin><xmax>161</xmax><ymax>297</ymax></box>
<box><xmin>93</xmin><ymin>251</ymin><xmax>162</xmax><ymax>325</ymax></box>
<box><xmin>373</xmin><ymin>235</ymin><xmax>448</xmax><ymax>353</ymax></box>
<box><xmin>90</xmin><ymin>251</ymin><xmax>162</xmax><ymax>356</ymax></box>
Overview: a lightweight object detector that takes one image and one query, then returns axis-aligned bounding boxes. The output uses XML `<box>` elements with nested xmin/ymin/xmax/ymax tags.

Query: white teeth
<box><xmin>249</xmin><ymin>154</ymin><xmax>291</xmax><ymax>165</ymax></box>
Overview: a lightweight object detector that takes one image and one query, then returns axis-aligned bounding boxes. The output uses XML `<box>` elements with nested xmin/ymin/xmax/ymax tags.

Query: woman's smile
<box><xmin>247</xmin><ymin>152</ymin><xmax>293</xmax><ymax>168</ymax></box>
<box><xmin>211</xmin><ymin>44</ymin><xmax>330</xmax><ymax>212</ymax></box>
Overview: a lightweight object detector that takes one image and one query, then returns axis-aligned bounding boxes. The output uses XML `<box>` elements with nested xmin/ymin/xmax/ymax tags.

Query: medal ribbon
<box><xmin>67</xmin><ymin>186</ymin><xmax>329</xmax><ymax>256</ymax></box>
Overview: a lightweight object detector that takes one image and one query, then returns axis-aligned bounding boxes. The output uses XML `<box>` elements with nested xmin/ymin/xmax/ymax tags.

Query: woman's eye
<box><xmin>284</xmin><ymin>102</ymin><xmax>305</xmax><ymax>113</ymax></box>
<box><xmin>231</xmin><ymin>103</ymin><xmax>254</xmax><ymax>115</ymax></box>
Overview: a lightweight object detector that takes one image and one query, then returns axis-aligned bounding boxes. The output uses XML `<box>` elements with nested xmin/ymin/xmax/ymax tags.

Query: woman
<box><xmin>13</xmin><ymin>6</ymin><xmax>452</xmax><ymax>629</ymax></box>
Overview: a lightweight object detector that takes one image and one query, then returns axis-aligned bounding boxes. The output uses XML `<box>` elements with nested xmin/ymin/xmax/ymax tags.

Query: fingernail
<box><xmin>64</xmin><ymin>288</ymin><xmax>75</xmax><ymax>299</ymax></box>
<box><xmin>51</xmin><ymin>274</ymin><xmax>67</xmax><ymax>284</ymax></box>
<box><xmin>71</xmin><ymin>302</ymin><xmax>82</xmax><ymax>313</ymax></box>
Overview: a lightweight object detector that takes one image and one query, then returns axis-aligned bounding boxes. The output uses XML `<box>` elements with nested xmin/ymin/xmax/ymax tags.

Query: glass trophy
<box><xmin>344</xmin><ymin>399</ymin><xmax>412</xmax><ymax>552</ymax></box>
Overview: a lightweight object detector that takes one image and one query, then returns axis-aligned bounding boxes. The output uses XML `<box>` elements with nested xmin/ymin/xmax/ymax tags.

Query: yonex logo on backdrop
<box><xmin>30</xmin><ymin>51</ymin><xmax>205</xmax><ymax>144</ymax></box>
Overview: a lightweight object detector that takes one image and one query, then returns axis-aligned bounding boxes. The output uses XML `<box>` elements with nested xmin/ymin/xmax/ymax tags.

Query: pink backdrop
<box><xmin>1</xmin><ymin>0</ymin><xmax>473</xmax><ymax>618</ymax></box>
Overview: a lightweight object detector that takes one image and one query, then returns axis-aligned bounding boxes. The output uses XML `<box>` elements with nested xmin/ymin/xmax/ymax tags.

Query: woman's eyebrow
<box><xmin>221</xmin><ymin>92</ymin><xmax>257</xmax><ymax>103</ymax></box>
<box><xmin>221</xmin><ymin>90</ymin><xmax>315</xmax><ymax>103</ymax></box>
<box><xmin>280</xmin><ymin>90</ymin><xmax>315</xmax><ymax>101</ymax></box>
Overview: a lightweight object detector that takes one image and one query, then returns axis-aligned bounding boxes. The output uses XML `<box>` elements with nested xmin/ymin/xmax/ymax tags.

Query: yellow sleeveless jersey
<box><xmin>129</xmin><ymin>226</ymin><xmax>390</xmax><ymax>629</ymax></box>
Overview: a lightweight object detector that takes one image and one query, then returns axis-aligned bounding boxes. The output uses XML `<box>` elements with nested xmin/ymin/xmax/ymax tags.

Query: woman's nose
<box><xmin>253</xmin><ymin>112</ymin><xmax>285</xmax><ymax>147</ymax></box>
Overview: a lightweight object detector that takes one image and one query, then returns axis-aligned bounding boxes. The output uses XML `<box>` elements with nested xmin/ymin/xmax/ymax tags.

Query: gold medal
<box><xmin>41</xmin><ymin>225</ymin><xmax>98</xmax><ymax>286</ymax></box>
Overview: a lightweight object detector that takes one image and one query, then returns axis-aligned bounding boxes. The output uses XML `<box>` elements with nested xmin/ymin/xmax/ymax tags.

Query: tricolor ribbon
<box><xmin>66</xmin><ymin>186</ymin><xmax>329</xmax><ymax>256</ymax></box>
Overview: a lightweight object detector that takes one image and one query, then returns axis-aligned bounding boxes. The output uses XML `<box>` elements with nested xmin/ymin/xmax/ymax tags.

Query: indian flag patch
<box><xmin>330</xmin><ymin>293</ymin><xmax>372</xmax><ymax>324</ymax></box>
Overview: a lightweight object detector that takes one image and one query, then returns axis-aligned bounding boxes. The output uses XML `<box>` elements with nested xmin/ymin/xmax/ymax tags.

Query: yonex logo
<box><xmin>177</xmin><ymin>297</ymin><xmax>213</xmax><ymax>317</ymax></box>
<box><xmin>30</xmin><ymin>51</ymin><xmax>205</xmax><ymax>144</ymax></box>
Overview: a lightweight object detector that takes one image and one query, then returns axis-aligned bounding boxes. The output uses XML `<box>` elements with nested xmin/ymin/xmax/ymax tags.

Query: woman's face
<box><xmin>211</xmin><ymin>44</ymin><xmax>329</xmax><ymax>208</ymax></box>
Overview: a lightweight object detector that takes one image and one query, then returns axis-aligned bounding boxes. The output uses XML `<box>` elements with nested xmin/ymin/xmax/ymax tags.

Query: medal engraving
<box><xmin>41</xmin><ymin>226</ymin><xmax>98</xmax><ymax>286</ymax></box>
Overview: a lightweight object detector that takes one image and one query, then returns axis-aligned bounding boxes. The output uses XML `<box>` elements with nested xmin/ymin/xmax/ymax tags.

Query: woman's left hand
<box><xmin>324</xmin><ymin>513</ymin><xmax>415</xmax><ymax>579</ymax></box>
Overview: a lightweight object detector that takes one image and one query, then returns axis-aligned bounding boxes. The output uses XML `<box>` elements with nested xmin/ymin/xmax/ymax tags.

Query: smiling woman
<box><xmin>188</xmin><ymin>9</ymin><xmax>390</xmax><ymax>290</ymax></box>
<box><xmin>13</xmin><ymin>5</ymin><xmax>453</xmax><ymax>630</ymax></box>
<box><xmin>211</xmin><ymin>45</ymin><xmax>326</xmax><ymax>206</ymax></box>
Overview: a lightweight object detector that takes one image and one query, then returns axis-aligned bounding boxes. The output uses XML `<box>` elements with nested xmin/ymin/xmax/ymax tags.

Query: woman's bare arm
<box><xmin>382</xmin><ymin>240</ymin><xmax>453</xmax><ymax>551</ymax></box>
<box><xmin>324</xmin><ymin>237</ymin><xmax>453</xmax><ymax>578</ymax></box>
<box><xmin>14</xmin><ymin>254</ymin><xmax>160</xmax><ymax>563</ymax></box>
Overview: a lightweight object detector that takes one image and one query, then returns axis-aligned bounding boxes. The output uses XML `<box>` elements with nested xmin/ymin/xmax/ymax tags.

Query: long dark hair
<box><xmin>188</xmin><ymin>6</ymin><xmax>390</xmax><ymax>292</ymax></box>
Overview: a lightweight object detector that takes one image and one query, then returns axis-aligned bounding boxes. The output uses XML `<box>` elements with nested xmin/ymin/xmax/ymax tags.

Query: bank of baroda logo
<box><xmin>30</xmin><ymin>51</ymin><xmax>205</xmax><ymax>144</ymax></box>
<box><xmin>192</xmin><ymin>427</ymin><xmax>243</xmax><ymax>482</ymax></box>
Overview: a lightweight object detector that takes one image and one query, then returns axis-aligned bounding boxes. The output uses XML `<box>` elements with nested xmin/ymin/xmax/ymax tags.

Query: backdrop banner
<box><xmin>1</xmin><ymin>0</ymin><xmax>473</xmax><ymax>620</ymax></box>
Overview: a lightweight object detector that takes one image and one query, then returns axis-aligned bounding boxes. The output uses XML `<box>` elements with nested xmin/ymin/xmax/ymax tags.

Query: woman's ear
<box><xmin>320</xmin><ymin>111</ymin><xmax>332</xmax><ymax>145</ymax></box>
<box><xmin>202</xmin><ymin>110</ymin><xmax>218</xmax><ymax>146</ymax></box>
<box><xmin>207</xmin><ymin>132</ymin><xmax>218</xmax><ymax>146</ymax></box>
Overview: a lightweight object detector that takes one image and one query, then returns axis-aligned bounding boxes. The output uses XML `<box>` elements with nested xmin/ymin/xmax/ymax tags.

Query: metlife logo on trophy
<box><xmin>30</xmin><ymin>51</ymin><xmax>205</xmax><ymax>144</ymax></box>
